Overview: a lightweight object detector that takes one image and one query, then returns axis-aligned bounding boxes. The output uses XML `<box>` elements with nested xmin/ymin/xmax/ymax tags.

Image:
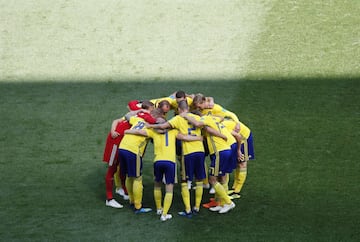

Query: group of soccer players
<box><xmin>102</xmin><ymin>91</ymin><xmax>255</xmax><ymax>222</ymax></box>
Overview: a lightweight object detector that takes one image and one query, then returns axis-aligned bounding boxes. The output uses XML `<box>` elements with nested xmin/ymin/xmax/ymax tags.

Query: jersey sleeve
<box><xmin>168</xmin><ymin>116</ymin><xmax>180</xmax><ymax>129</ymax></box>
<box><xmin>137</xmin><ymin>112</ymin><xmax>157</xmax><ymax>124</ymax></box>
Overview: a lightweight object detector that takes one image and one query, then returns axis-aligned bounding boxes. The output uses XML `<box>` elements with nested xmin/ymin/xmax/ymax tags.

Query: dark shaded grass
<box><xmin>0</xmin><ymin>78</ymin><xmax>359</xmax><ymax>241</ymax></box>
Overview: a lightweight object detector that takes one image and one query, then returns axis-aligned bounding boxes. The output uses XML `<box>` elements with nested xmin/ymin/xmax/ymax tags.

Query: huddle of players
<box><xmin>102</xmin><ymin>91</ymin><xmax>255</xmax><ymax>222</ymax></box>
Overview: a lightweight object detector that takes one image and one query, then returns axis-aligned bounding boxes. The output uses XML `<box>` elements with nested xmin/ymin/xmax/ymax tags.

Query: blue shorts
<box><xmin>241</xmin><ymin>132</ymin><xmax>255</xmax><ymax>161</ymax></box>
<box><xmin>118</xmin><ymin>149</ymin><xmax>143</xmax><ymax>178</ymax></box>
<box><xmin>209</xmin><ymin>149</ymin><xmax>231</xmax><ymax>177</ymax></box>
<box><xmin>181</xmin><ymin>152</ymin><xmax>206</xmax><ymax>181</ymax></box>
<box><xmin>176</xmin><ymin>139</ymin><xmax>182</xmax><ymax>156</ymax></box>
<box><xmin>226</xmin><ymin>143</ymin><xmax>238</xmax><ymax>173</ymax></box>
<box><xmin>154</xmin><ymin>160</ymin><xmax>176</xmax><ymax>184</ymax></box>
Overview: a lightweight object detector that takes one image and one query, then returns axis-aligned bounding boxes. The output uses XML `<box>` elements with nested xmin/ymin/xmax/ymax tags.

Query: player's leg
<box><xmin>160</xmin><ymin>161</ymin><xmax>175</xmax><ymax>221</ymax></box>
<box><xmin>233</xmin><ymin>162</ymin><xmax>247</xmax><ymax>195</ymax></box>
<box><xmin>132</xmin><ymin>156</ymin><xmax>151</xmax><ymax>214</ymax></box>
<box><xmin>233</xmin><ymin>134</ymin><xmax>254</xmax><ymax>196</ymax></box>
<box><xmin>194</xmin><ymin>152</ymin><xmax>206</xmax><ymax>212</ymax></box>
<box><xmin>119</xmin><ymin>149</ymin><xmax>136</xmax><ymax>206</ymax></box>
<box><xmin>105</xmin><ymin>164</ymin><xmax>117</xmax><ymax>200</ymax></box>
<box><xmin>209</xmin><ymin>150</ymin><xmax>234</xmax><ymax>213</ymax></box>
<box><xmin>104</xmin><ymin>160</ymin><xmax>123</xmax><ymax>208</ymax></box>
<box><xmin>179</xmin><ymin>154</ymin><xmax>191</xmax><ymax>216</ymax></box>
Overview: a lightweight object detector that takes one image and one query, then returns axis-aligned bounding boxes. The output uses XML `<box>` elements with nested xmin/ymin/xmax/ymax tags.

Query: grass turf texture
<box><xmin>1</xmin><ymin>0</ymin><xmax>359</xmax><ymax>241</ymax></box>
<box><xmin>0</xmin><ymin>79</ymin><xmax>359</xmax><ymax>241</ymax></box>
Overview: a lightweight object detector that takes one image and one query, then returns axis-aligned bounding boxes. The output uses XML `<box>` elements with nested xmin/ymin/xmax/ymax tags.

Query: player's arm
<box><xmin>177</xmin><ymin>133</ymin><xmax>203</xmax><ymax>142</ymax></box>
<box><xmin>204</xmin><ymin>126</ymin><xmax>227</xmax><ymax>140</ymax></box>
<box><xmin>110</xmin><ymin>118</ymin><xmax>123</xmax><ymax>138</ymax></box>
<box><xmin>186</xmin><ymin>93</ymin><xmax>195</xmax><ymax>99</ymax></box>
<box><xmin>124</xmin><ymin>129</ymin><xmax>148</xmax><ymax>137</ymax></box>
<box><xmin>124</xmin><ymin>109</ymin><xmax>149</xmax><ymax>121</ymax></box>
<box><xmin>234</xmin><ymin>122</ymin><xmax>240</xmax><ymax>133</ymax></box>
<box><xmin>231</xmin><ymin>131</ymin><xmax>245</xmax><ymax>162</ymax></box>
<box><xmin>224</xmin><ymin>110</ymin><xmax>240</xmax><ymax>124</ymax></box>
<box><xmin>180</xmin><ymin>113</ymin><xmax>204</xmax><ymax>128</ymax></box>
<box><xmin>209</xmin><ymin>114</ymin><xmax>224</xmax><ymax>122</ymax></box>
<box><xmin>146</xmin><ymin>122</ymin><xmax>171</xmax><ymax>130</ymax></box>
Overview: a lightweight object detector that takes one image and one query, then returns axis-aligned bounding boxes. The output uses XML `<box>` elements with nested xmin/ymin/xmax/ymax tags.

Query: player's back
<box><xmin>201</xmin><ymin>115</ymin><xmax>230</xmax><ymax>154</ymax></box>
<box><xmin>147</xmin><ymin>129</ymin><xmax>179</xmax><ymax>163</ymax></box>
<box><xmin>223</xmin><ymin>119</ymin><xmax>251</xmax><ymax>140</ymax></box>
<box><xmin>119</xmin><ymin>116</ymin><xmax>149</xmax><ymax>155</ymax></box>
<box><xmin>168</xmin><ymin>114</ymin><xmax>204</xmax><ymax>154</ymax></box>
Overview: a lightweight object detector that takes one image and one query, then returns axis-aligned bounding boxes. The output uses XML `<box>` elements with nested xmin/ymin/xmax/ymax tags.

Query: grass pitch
<box><xmin>0</xmin><ymin>0</ymin><xmax>359</xmax><ymax>241</ymax></box>
<box><xmin>0</xmin><ymin>79</ymin><xmax>359</xmax><ymax>241</ymax></box>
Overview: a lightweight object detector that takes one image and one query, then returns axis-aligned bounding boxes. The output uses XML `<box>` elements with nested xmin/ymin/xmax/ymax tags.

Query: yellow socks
<box><xmin>214</xmin><ymin>182</ymin><xmax>232</xmax><ymax>204</ymax></box>
<box><xmin>133</xmin><ymin>177</ymin><xmax>143</xmax><ymax>209</ymax></box>
<box><xmin>195</xmin><ymin>181</ymin><xmax>204</xmax><ymax>209</ymax></box>
<box><xmin>154</xmin><ymin>187</ymin><xmax>162</xmax><ymax>210</ymax></box>
<box><xmin>234</xmin><ymin>168</ymin><xmax>247</xmax><ymax>193</ymax></box>
<box><xmin>181</xmin><ymin>182</ymin><xmax>191</xmax><ymax>212</ymax></box>
<box><xmin>163</xmin><ymin>192</ymin><xmax>173</xmax><ymax>215</ymax></box>
<box><xmin>125</xmin><ymin>177</ymin><xmax>134</xmax><ymax>203</ymax></box>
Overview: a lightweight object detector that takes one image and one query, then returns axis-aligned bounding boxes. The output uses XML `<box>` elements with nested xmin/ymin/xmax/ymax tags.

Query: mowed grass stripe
<box><xmin>0</xmin><ymin>1</ymin><xmax>271</xmax><ymax>81</ymax></box>
<box><xmin>246</xmin><ymin>0</ymin><xmax>360</xmax><ymax>78</ymax></box>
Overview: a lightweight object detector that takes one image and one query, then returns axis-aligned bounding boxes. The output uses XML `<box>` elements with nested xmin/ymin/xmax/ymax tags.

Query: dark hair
<box><xmin>158</xmin><ymin>100</ymin><xmax>171</xmax><ymax>109</ymax></box>
<box><xmin>177</xmin><ymin>100</ymin><xmax>188</xmax><ymax>111</ymax></box>
<box><xmin>141</xmin><ymin>100</ymin><xmax>154</xmax><ymax>110</ymax></box>
<box><xmin>175</xmin><ymin>90</ymin><xmax>186</xmax><ymax>99</ymax></box>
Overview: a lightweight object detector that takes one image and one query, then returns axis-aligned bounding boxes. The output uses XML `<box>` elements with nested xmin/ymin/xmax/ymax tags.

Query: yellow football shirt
<box><xmin>201</xmin><ymin>103</ymin><xmax>240</xmax><ymax>123</ymax></box>
<box><xmin>146</xmin><ymin>128</ymin><xmax>179</xmax><ymax>163</ymax></box>
<box><xmin>222</xmin><ymin>119</ymin><xmax>251</xmax><ymax>140</ymax></box>
<box><xmin>200</xmin><ymin>115</ymin><xmax>230</xmax><ymax>154</ymax></box>
<box><xmin>119</xmin><ymin>116</ymin><xmax>149</xmax><ymax>155</ymax></box>
<box><xmin>168</xmin><ymin>113</ymin><xmax>204</xmax><ymax>155</ymax></box>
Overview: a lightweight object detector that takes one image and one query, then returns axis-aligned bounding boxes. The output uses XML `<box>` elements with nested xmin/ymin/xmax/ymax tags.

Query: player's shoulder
<box><xmin>145</xmin><ymin>127</ymin><xmax>155</xmax><ymax>136</ymax></box>
<box><xmin>168</xmin><ymin>128</ymin><xmax>179</xmax><ymax>135</ymax></box>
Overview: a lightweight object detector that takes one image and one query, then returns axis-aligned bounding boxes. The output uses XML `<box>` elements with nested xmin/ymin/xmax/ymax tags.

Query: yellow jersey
<box><xmin>200</xmin><ymin>115</ymin><xmax>230</xmax><ymax>154</ymax></box>
<box><xmin>201</xmin><ymin>103</ymin><xmax>240</xmax><ymax>123</ymax></box>
<box><xmin>222</xmin><ymin>119</ymin><xmax>251</xmax><ymax>140</ymax></box>
<box><xmin>119</xmin><ymin>116</ymin><xmax>149</xmax><ymax>156</ymax></box>
<box><xmin>168</xmin><ymin>113</ymin><xmax>204</xmax><ymax>155</ymax></box>
<box><xmin>146</xmin><ymin>128</ymin><xmax>179</xmax><ymax>163</ymax></box>
<box><xmin>151</xmin><ymin>96</ymin><xmax>193</xmax><ymax>114</ymax></box>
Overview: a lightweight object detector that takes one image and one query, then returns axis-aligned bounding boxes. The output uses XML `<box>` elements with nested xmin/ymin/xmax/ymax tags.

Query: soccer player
<box><xmin>113</xmin><ymin>100</ymin><xmax>156</xmax><ymax>199</ymax></box>
<box><xmin>192</xmin><ymin>93</ymin><xmax>240</xmax><ymax>130</ymax></box>
<box><xmin>180</xmin><ymin>112</ymin><xmax>236</xmax><ymax>214</ymax></box>
<box><xmin>125</xmin><ymin>117</ymin><xmax>202</xmax><ymax>221</ymax></box>
<box><xmin>147</xmin><ymin>100</ymin><xmax>207</xmax><ymax>217</ymax></box>
<box><xmin>157</xmin><ymin>100</ymin><xmax>172</xmax><ymax>117</ymax></box>
<box><xmin>102</xmin><ymin>101</ymin><xmax>156</xmax><ymax>208</ymax></box>
<box><xmin>117</xmin><ymin>108</ymin><xmax>163</xmax><ymax>213</ymax></box>
<box><xmin>222</xmin><ymin>118</ymin><xmax>255</xmax><ymax>199</ymax></box>
<box><xmin>150</xmin><ymin>90</ymin><xmax>192</xmax><ymax>114</ymax></box>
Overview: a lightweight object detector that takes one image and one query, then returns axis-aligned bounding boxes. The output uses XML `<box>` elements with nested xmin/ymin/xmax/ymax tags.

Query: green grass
<box><xmin>246</xmin><ymin>0</ymin><xmax>360</xmax><ymax>78</ymax></box>
<box><xmin>1</xmin><ymin>0</ymin><xmax>360</xmax><ymax>241</ymax></box>
<box><xmin>0</xmin><ymin>79</ymin><xmax>359</xmax><ymax>241</ymax></box>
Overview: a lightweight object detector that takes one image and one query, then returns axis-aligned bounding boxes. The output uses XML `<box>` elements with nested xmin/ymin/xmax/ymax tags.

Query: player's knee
<box><xmin>239</xmin><ymin>161</ymin><xmax>247</xmax><ymax>168</ymax></box>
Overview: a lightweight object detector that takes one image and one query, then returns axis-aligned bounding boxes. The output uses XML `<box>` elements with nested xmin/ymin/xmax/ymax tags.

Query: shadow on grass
<box><xmin>0</xmin><ymin>77</ymin><xmax>359</xmax><ymax>241</ymax></box>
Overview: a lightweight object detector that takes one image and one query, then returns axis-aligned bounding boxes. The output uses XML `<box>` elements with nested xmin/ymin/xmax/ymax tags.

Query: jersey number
<box><xmin>165</xmin><ymin>130</ymin><xmax>169</xmax><ymax>147</ymax></box>
<box><xmin>133</xmin><ymin>121</ymin><xmax>145</xmax><ymax>130</ymax></box>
